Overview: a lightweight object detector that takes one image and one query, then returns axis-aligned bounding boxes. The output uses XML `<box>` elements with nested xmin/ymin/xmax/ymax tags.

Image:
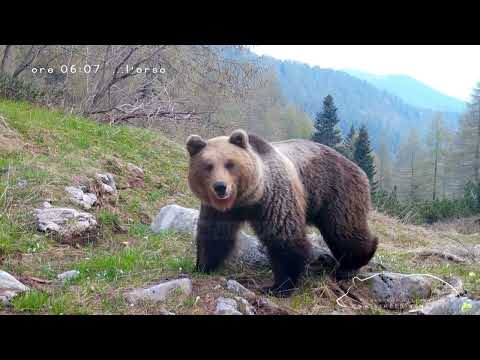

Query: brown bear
<box><xmin>186</xmin><ymin>129</ymin><xmax>378</xmax><ymax>297</ymax></box>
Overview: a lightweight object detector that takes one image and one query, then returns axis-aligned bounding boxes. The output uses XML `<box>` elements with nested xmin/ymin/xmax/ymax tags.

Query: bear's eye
<box><xmin>225</xmin><ymin>161</ymin><xmax>235</xmax><ymax>170</ymax></box>
<box><xmin>205</xmin><ymin>164</ymin><xmax>213</xmax><ymax>172</ymax></box>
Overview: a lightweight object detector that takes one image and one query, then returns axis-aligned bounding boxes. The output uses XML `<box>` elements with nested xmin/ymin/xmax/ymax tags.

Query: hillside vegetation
<box><xmin>1</xmin><ymin>101</ymin><xmax>479</xmax><ymax>314</ymax></box>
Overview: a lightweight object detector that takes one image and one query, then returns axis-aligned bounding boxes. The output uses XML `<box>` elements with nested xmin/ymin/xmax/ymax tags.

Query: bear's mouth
<box><xmin>209</xmin><ymin>189</ymin><xmax>236</xmax><ymax>211</ymax></box>
<box><xmin>215</xmin><ymin>193</ymin><xmax>231</xmax><ymax>200</ymax></box>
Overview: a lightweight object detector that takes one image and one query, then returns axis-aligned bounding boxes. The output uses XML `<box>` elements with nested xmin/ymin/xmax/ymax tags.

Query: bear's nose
<box><xmin>213</xmin><ymin>181</ymin><xmax>227</xmax><ymax>197</ymax></box>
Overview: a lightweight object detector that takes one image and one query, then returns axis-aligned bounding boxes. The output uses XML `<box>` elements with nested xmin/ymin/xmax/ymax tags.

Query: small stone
<box><xmin>124</xmin><ymin>278</ymin><xmax>192</xmax><ymax>304</ymax></box>
<box><xmin>235</xmin><ymin>296</ymin><xmax>256</xmax><ymax>315</ymax></box>
<box><xmin>65</xmin><ymin>186</ymin><xmax>97</xmax><ymax>210</ymax></box>
<box><xmin>96</xmin><ymin>173</ymin><xmax>117</xmax><ymax>195</ymax></box>
<box><xmin>57</xmin><ymin>270</ymin><xmax>80</xmax><ymax>282</ymax></box>
<box><xmin>0</xmin><ymin>270</ymin><xmax>29</xmax><ymax>304</ymax></box>
<box><xmin>226</xmin><ymin>280</ymin><xmax>256</xmax><ymax>301</ymax></box>
<box><xmin>214</xmin><ymin>297</ymin><xmax>242</xmax><ymax>315</ymax></box>
<box><xmin>42</xmin><ymin>201</ymin><xmax>52</xmax><ymax>208</ymax></box>
<box><xmin>16</xmin><ymin>179</ymin><xmax>28</xmax><ymax>188</ymax></box>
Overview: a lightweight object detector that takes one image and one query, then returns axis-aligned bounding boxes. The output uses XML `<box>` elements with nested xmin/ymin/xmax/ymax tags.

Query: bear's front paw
<box><xmin>261</xmin><ymin>284</ymin><xmax>296</xmax><ymax>298</ymax></box>
<box><xmin>195</xmin><ymin>263</ymin><xmax>214</xmax><ymax>274</ymax></box>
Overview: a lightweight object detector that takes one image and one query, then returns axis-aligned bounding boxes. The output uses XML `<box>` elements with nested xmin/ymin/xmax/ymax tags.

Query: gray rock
<box><xmin>411</xmin><ymin>294</ymin><xmax>480</xmax><ymax>315</ymax></box>
<box><xmin>226</xmin><ymin>280</ymin><xmax>256</xmax><ymax>301</ymax></box>
<box><xmin>151</xmin><ymin>204</ymin><xmax>199</xmax><ymax>234</ymax></box>
<box><xmin>57</xmin><ymin>270</ymin><xmax>80</xmax><ymax>282</ymax></box>
<box><xmin>34</xmin><ymin>207</ymin><xmax>97</xmax><ymax>243</ymax></box>
<box><xmin>229</xmin><ymin>231</ymin><xmax>270</xmax><ymax>267</ymax></box>
<box><xmin>16</xmin><ymin>179</ymin><xmax>28</xmax><ymax>188</ymax></box>
<box><xmin>42</xmin><ymin>201</ymin><xmax>52</xmax><ymax>208</ymax></box>
<box><xmin>214</xmin><ymin>297</ymin><xmax>242</xmax><ymax>315</ymax></box>
<box><xmin>366</xmin><ymin>272</ymin><xmax>433</xmax><ymax>310</ymax></box>
<box><xmin>125</xmin><ymin>278</ymin><xmax>192</xmax><ymax>304</ymax></box>
<box><xmin>433</xmin><ymin>276</ymin><xmax>464</xmax><ymax>297</ymax></box>
<box><xmin>0</xmin><ymin>270</ymin><xmax>29</xmax><ymax>304</ymax></box>
<box><xmin>440</xmin><ymin>244</ymin><xmax>479</xmax><ymax>262</ymax></box>
<box><xmin>65</xmin><ymin>186</ymin><xmax>97</xmax><ymax>210</ymax></box>
<box><xmin>234</xmin><ymin>296</ymin><xmax>256</xmax><ymax>315</ymax></box>
<box><xmin>96</xmin><ymin>173</ymin><xmax>117</xmax><ymax>195</ymax></box>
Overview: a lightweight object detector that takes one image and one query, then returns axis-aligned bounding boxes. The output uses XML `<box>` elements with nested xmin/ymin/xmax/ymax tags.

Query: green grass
<box><xmin>0</xmin><ymin>99</ymin><xmax>201</xmax><ymax>314</ymax></box>
<box><xmin>11</xmin><ymin>290</ymin><xmax>50</xmax><ymax>313</ymax></box>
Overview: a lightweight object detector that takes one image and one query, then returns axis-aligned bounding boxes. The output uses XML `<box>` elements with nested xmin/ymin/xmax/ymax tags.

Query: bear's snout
<box><xmin>213</xmin><ymin>181</ymin><xmax>228</xmax><ymax>198</ymax></box>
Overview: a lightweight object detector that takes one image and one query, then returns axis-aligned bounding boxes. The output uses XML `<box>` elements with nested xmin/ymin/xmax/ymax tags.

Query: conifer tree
<box><xmin>353</xmin><ymin>124</ymin><xmax>377</xmax><ymax>193</ymax></box>
<box><xmin>311</xmin><ymin>94</ymin><xmax>342</xmax><ymax>149</ymax></box>
<box><xmin>342</xmin><ymin>124</ymin><xmax>356</xmax><ymax>160</ymax></box>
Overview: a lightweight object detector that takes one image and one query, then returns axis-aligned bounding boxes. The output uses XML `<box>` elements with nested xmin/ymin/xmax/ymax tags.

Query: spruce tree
<box><xmin>353</xmin><ymin>124</ymin><xmax>378</xmax><ymax>193</ymax></box>
<box><xmin>343</xmin><ymin>124</ymin><xmax>356</xmax><ymax>160</ymax></box>
<box><xmin>311</xmin><ymin>94</ymin><xmax>342</xmax><ymax>149</ymax></box>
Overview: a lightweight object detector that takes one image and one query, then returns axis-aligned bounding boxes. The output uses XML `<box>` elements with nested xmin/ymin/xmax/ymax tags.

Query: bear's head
<box><xmin>186</xmin><ymin>129</ymin><xmax>264</xmax><ymax>212</ymax></box>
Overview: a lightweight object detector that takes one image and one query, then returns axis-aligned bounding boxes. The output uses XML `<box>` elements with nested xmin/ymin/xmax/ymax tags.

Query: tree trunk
<box><xmin>0</xmin><ymin>45</ymin><xmax>12</xmax><ymax>73</ymax></box>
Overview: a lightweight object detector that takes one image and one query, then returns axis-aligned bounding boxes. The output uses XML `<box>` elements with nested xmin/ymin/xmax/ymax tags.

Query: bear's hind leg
<box><xmin>315</xmin><ymin>211</ymin><xmax>378</xmax><ymax>280</ymax></box>
<box><xmin>195</xmin><ymin>204</ymin><xmax>242</xmax><ymax>273</ymax></box>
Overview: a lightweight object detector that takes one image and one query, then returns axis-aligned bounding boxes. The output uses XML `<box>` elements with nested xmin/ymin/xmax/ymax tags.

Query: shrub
<box><xmin>0</xmin><ymin>73</ymin><xmax>44</xmax><ymax>102</ymax></box>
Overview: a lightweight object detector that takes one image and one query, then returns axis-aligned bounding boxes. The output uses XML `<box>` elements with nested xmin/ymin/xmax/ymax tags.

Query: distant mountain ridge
<box><xmin>343</xmin><ymin>69</ymin><xmax>467</xmax><ymax>114</ymax></box>
<box><xmin>224</xmin><ymin>48</ymin><xmax>462</xmax><ymax>154</ymax></box>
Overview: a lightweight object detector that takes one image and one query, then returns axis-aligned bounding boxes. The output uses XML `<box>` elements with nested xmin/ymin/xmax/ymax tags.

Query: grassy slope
<box><xmin>0</xmin><ymin>100</ymin><xmax>479</xmax><ymax>315</ymax></box>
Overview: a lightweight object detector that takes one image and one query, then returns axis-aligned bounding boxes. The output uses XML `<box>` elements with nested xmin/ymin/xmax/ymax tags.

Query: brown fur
<box><xmin>186</xmin><ymin>129</ymin><xmax>378</xmax><ymax>297</ymax></box>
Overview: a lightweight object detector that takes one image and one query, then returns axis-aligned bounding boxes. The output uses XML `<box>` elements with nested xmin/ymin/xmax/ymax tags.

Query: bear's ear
<box><xmin>186</xmin><ymin>135</ymin><xmax>207</xmax><ymax>157</ymax></box>
<box><xmin>229</xmin><ymin>129</ymin><xmax>249</xmax><ymax>149</ymax></box>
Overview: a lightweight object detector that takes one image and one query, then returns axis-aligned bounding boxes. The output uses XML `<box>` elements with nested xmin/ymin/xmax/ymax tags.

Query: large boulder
<box><xmin>151</xmin><ymin>204</ymin><xmax>199</xmax><ymax>234</ymax></box>
<box><xmin>0</xmin><ymin>270</ymin><xmax>29</xmax><ymax>304</ymax></box>
<box><xmin>365</xmin><ymin>272</ymin><xmax>434</xmax><ymax>310</ymax></box>
<box><xmin>34</xmin><ymin>207</ymin><xmax>98</xmax><ymax>245</ymax></box>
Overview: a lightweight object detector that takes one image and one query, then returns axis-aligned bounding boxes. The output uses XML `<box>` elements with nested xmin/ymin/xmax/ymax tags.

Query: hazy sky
<box><xmin>250</xmin><ymin>45</ymin><xmax>480</xmax><ymax>102</ymax></box>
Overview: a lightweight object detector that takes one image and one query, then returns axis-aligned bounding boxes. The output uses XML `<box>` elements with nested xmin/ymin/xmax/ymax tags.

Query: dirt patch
<box><xmin>103</xmin><ymin>157</ymin><xmax>144</xmax><ymax>189</ymax></box>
